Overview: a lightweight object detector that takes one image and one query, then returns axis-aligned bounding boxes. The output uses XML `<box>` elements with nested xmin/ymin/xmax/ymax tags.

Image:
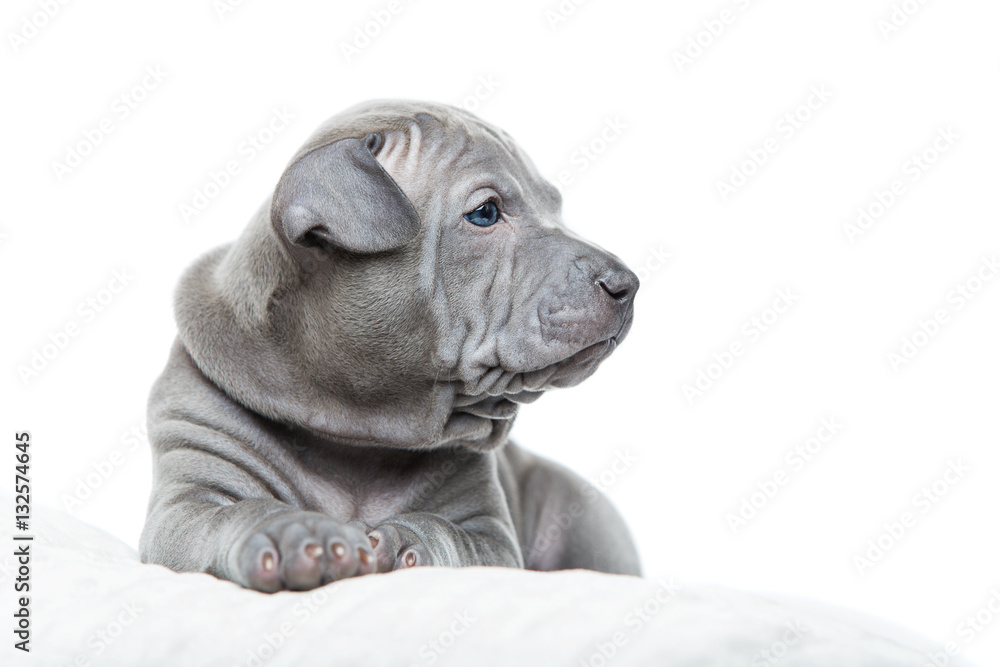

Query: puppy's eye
<box><xmin>464</xmin><ymin>201</ymin><xmax>500</xmax><ymax>227</ymax></box>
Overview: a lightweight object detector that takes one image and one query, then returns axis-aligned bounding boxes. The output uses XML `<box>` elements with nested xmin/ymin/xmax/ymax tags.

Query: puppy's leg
<box><xmin>142</xmin><ymin>342</ymin><xmax>378</xmax><ymax>592</ymax></box>
<box><xmin>141</xmin><ymin>449</ymin><xmax>376</xmax><ymax>593</ymax></box>
<box><xmin>500</xmin><ymin>444</ymin><xmax>641</xmax><ymax>576</ymax></box>
<box><xmin>356</xmin><ymin>451</ymin><xmax>524</xmax><ymax>571</ymax></box>
<box><xmin>363</xmin><ymin>513</ymin><xmax>523</xmax><ymax>571</ymax></box>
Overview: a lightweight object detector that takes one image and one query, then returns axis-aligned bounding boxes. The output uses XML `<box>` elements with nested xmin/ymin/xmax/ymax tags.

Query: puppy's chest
<box><xmin>299</xmin><ymin>476</ymin><xmax>405</xmax><ymax>525</ymax></box>
<box><xmin>283</xmin><ymin>443</ymin><xmax>463</xmax><ymax>525</ymax></box>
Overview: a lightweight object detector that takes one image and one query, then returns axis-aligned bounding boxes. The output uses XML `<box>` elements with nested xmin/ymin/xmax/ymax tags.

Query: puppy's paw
<box><xmin>366</xmin><ymin>523</ymin><xmax>432</xmax><ymax>572</ymax></box>
<box><xmin>234</xmin><ymin>512</ymin><xmax>376</xmax><ymax>592</ymax></box>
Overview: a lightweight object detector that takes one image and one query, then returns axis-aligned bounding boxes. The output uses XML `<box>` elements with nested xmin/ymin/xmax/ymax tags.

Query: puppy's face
<box><xmin>377</xmin><ymin>116</ymin><xmax>637</xmax><ymax>393</ymax></box>
<box><xmin>270</xmin><ymin>102</ymin><xmax>637</xmax><ymax>449</ymax></box>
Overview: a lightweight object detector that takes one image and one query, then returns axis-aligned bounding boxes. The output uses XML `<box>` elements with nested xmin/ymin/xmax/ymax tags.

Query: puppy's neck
<box><xmin>174</xmin><ymin>202</ymin><xmax>512</xmax><ymax>452</ymax></box>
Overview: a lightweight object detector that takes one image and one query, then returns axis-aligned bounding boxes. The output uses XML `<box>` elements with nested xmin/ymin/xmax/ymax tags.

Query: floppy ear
<box><xmin>271</xmin><ymin>133</ymin><xmax>420</xmax><ymax>255</ymax></box>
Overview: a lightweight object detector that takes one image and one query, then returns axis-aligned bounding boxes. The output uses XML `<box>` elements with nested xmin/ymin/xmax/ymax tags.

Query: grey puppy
<box><xmin>141</xmin><ymin>100</ymin><xmax>641</xmax><ymax>592</ymax></box>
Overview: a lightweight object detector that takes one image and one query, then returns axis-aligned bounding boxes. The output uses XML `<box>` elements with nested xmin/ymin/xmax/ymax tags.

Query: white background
<box><xmin>2</xmin><ymin>0</ymin><xmax>999</xmax><ymax>664</ymax></box>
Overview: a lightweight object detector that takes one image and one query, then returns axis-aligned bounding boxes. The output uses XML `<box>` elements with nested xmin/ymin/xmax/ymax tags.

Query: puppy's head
<box><xmin>265</xmin><ymin>100</ymin><xmax>637</xmax><ymax>449</ymax></box>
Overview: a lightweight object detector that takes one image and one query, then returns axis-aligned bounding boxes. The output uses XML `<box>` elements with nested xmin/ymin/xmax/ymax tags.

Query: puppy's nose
<box><xmin>597</xmin><ymin>265</ymin><xmax>639</xmax><ymax>303</ymax></box>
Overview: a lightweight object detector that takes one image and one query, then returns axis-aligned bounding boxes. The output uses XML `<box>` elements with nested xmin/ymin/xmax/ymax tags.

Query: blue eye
<box><xmin>464</xmin><ymin>201</ymin><xmax>500</xmax><ymax>227</ymax></box>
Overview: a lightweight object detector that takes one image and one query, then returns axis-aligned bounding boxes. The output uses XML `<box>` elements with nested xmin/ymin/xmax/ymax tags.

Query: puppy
<box><xmin>141</xmin><ymin>100</ymin><xmax>641</xmax><ymax>591</ymax></box>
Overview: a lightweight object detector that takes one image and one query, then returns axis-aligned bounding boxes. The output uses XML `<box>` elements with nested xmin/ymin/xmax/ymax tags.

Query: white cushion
<box><xmin>13</xmin><ymin>500</ymin><xmax>977</xmax><ymax>667</ymax></box>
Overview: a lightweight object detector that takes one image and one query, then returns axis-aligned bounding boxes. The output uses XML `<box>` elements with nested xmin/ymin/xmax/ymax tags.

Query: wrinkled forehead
<box><xmin>300</xmin><ymin>101</ymin><xmax>563</xmax><ymax>214</ymax></box>
<box><xmin>386</xmin><ymin>111</ymin><xmax>562</xmax><ymax>215</ymax></box>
